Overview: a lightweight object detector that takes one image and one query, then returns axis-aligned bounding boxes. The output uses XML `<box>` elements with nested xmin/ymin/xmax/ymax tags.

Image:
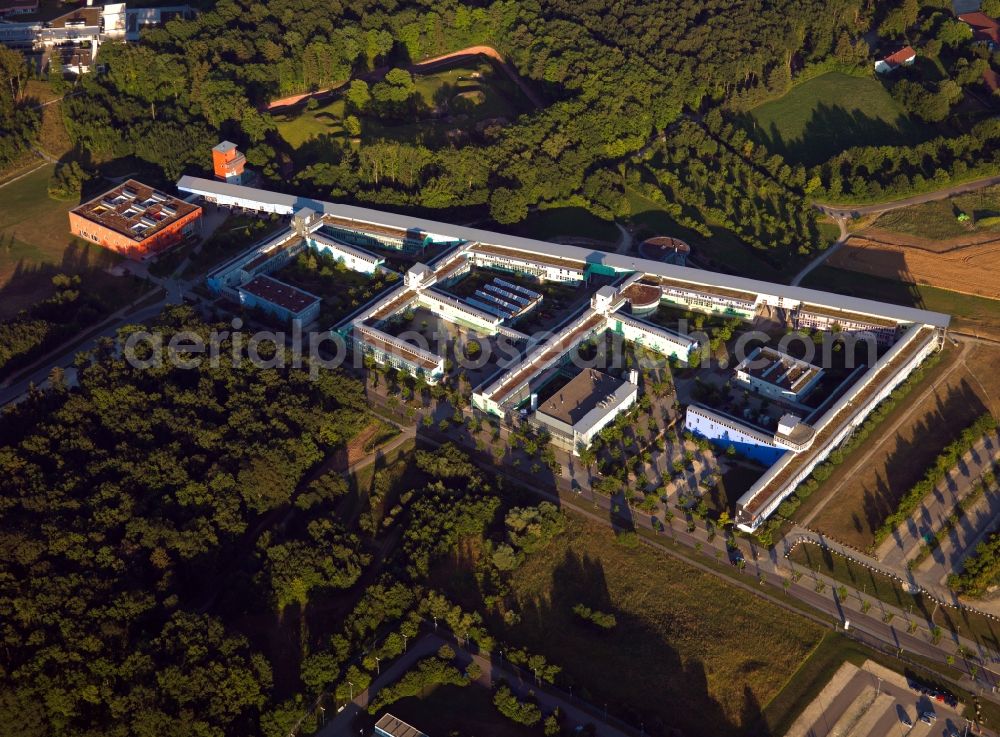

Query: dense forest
<box><xmin>4</xmin><ymin>0</ymin><xmax>997</xmax><ymax>255</ymax></box>
<box><xmin>0</xmin><ymin>305</ymin><xmax>574</xmax><ymax>736</ymax></box>
<box><xmin>36</xmin><ymin>0</ymin><xmax>912</xmax><ymax>253</ymax></box>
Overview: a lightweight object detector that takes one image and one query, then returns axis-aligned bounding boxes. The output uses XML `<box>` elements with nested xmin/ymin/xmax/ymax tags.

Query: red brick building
<box><xmin>69</xmin><ymin>180</ymin><xmax>202</xmax><ymax>260</ymax></box>
<box><xmin>212</xmin><ymin>141</ymin><xmax>247</xmax><ymax>184</ymax></box>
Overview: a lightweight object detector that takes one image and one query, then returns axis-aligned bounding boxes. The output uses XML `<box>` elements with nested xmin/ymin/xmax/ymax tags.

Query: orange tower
<box><xmin>212</xmin><ymin>141</ymin><xmax>246</xmax><ymax>184</ymax></box>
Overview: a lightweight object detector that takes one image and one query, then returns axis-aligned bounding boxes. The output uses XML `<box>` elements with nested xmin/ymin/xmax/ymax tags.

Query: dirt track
<box><xmin>828</xmin><ymin>233</ymin><xmax>1000</xmax><ymax>300</ymax></box>
<box><xmin>265</xmin><ymin>44</ymin><xmax>543</xmax><ymax>111</ymax></box>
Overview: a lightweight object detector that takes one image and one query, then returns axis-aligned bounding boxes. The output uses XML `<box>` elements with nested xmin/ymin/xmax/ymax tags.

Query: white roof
<box><xmin>176</xmin><ymin>176</ymin><xmax>950</xmax><ymax>329</ymax></box>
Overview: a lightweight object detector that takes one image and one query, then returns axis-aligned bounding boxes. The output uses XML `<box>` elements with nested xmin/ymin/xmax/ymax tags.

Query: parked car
<box><xmin>920</xmin><ymin>712</ymin><xmax>937</xmax><ymax>724</ymax></box>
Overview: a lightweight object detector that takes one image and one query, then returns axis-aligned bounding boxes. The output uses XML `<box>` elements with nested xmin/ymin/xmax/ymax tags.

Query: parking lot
<box><xmin>786</xmin><ymin>660</ymin><xmax>972</xmax><ymax>737</ymax></box>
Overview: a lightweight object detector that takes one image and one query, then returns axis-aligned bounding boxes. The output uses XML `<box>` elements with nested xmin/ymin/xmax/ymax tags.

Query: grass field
<box><xmin>795</xmin><ymin>340</ymin><xmax>1000</xmax><ymax>551</ymax></box>
<box><xmin>0</xmin><ymin>164</ymin><xmax>134</xmax><ymax>318</ymax></box>
<box><xmin>870</xmin><ymin>186</ymin><xmax>1000</xmax><ymax>240</ymax></box>
<box><xmin>276</xmin><ymin>60</ymin><xmax>529</xmax><ymax>151</ymax></box>
<box><xmin>802</xmin><ymin>265</ymin><xmax>1000</xmax><ymax>340</ymax></box>
<box><xmin>451</xmin><ymin>516</ymin><xmax>825</xmax><ymax>736</ymax></box>
<box><xmin>508</xmin><ymin>205</ymin><xmax>621</xmax><ymax>243</ymax></box>
<box><xmin>746</xmin><ymin>72</ymin><xmax>931</xmax><ymax>165</ymax></box>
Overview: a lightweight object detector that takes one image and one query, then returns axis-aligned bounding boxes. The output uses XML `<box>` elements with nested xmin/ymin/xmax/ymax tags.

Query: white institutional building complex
<box><xmin>176</xmin><ymin>176</ymin><xmax>950</xmax><ymax>534</ymax></box>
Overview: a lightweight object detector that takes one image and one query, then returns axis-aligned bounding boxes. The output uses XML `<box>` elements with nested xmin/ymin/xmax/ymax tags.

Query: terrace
<box><xmin>368</xmin><ymin>288</ymin><xmax>418</xmax><ymax>322</ymax></box>
<box><xmin>486</xmin><ymin>310</ymin><xmax>606</xmax><ymax>405</ymax></box>
<box><xmin>243</xmin><ymin>234</ymin><xmax>303</xmax><ymax>272</ymax></box>
<box><xmin>472</xmin><ymin>243</ymin><xmax>587</xmax><ymax>272</ymax></box>
<box><xmin>72</xmin><ymin>179</ymin><xmax>199</xmax><ymax>242</ymax></box>
<box><xmin>798</xmin><ymin>302</ymin><xmax>899</xmax><ymax>329</ymax></box>
<box><xmin>355</xmin><ymin>325</ymin><xmax>441</xmax><ymax>372</ymax></box>
<box><xmin>653</xmin><ymin>275</ymin><xmax>758</xmax><ymax>305</ymax></box>
<box><xmin>322</xmin><ymin>216</ymin><xmax>410</xmax><ymax>242</ymax></box>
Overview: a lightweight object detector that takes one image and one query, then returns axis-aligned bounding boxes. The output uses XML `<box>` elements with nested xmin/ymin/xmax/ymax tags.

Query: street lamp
<box><xmin>374</xmin><ymin>656</ymin><xmax>381</xmax><ymax>675</ymax></box>
<box><xmin>348</xmin><ymin>680</ymin><xmax>354</xmax><ymax>702</ymax></box>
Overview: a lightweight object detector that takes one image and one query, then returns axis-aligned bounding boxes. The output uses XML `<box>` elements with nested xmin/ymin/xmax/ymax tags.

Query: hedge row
<box><xmin>875</xmin><ymin>413</ymin><xmax>998</xmax><ymax>545</ymax></box>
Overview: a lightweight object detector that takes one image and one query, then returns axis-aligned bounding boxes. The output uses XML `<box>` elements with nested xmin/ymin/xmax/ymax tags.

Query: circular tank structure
<box><xmin>639</xmin><ymin>235</ymin><xmax>691</xmax><ymax>266</ymax></box>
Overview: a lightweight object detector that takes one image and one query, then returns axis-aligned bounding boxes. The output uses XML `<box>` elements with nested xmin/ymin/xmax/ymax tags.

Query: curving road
<box><xmin>793</xmin><ymin>175</ymin><xmax>1000</xmax><ymax>286</ymax></box>
<box><xmin>815</xmin><ymin>175</ymin><xmax>1000</xmax><ymax>219</ymax></box>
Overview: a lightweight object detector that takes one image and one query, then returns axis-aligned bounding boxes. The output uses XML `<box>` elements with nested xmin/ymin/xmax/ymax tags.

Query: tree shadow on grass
<box><xmin>501</xmin><ymin>548</ymin><xmax>771</xmax><ymax>737</ymax></box>
<box><xmin>738</xmin><ymin>102</ymin><xmax>931</xmax><ymax>167</ymax></box>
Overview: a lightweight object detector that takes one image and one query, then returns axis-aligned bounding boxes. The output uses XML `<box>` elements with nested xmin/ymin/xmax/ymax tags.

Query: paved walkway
<box><xmin>266</xmin><ymin>44</ymin><xmax>544</xmax><ymax>112</ymax></box>
<box><xmin>815</xmin><ymin>175</ymin><xmax>1000</xmax><ymax>219</ymax></box>
<box><xmin>790</xmin><ymin>217</ymin><xmax>848</xmax><ymax>286</ymax></box>
<box><xmin>315</xmin><ymin>633</ymin><xmax>633</xmax><ymax>737</ymax></box>
<box><xmin>877</xmin><ymin>432</ymin><xmax>1000</xmax><ymax>569</ymax></box>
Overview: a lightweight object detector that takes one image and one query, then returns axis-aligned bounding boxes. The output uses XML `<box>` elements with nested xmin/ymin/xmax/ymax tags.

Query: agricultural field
<box><xmin>828</xmin><ymin>234</ymin><xmax>1000</xmax><ymax>301</ymax></box>
<box><xmin>746</xmin><ymin>72</ymin><xmax>930</xmax><ymax>165</ymax></box>
<box><xmin>795</xmin><ymin>341</ymin><xmax>1000</xmax><ymax>552</ymax></box>
<box><xmin>443</xmin><ymin>516</ymin><xmax>825</xmax><ymax>736</ymax></box>
<box><xmin>275</xmin><ymin>60</ymin><xmax>532</xmax><ymax>151</ymax></box>
<box><xmin>868</xmin><ymin>186</ymin><xmax>1000</xmax><ymax>241</ymax></box>
<box><xmin>804</xmin><ymin>264</ymin><xmax>1000</xmax><ymax>340</ymax></box>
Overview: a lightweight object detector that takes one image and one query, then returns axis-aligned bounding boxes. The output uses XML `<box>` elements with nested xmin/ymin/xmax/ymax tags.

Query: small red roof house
<box><xmin>875</xmin><ymin>46</ymin><xmax>917</xmax><ymax>74</ymax></box>
<box><xmin>958</xmin><ymin>12</ymin><xmax>999</xmax><ymax>48</ymax></box>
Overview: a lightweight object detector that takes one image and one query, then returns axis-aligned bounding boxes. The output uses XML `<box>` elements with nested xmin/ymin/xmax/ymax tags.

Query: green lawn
<box><xmin>871</xmin><ymin>186</ymin><xmax>1000</xmax><ymax>239</ymax></box>
<box><xmin>458</xmin><ymin>517</ymin><xmax>824</xmax><ymax>736</ymax></box>
<box><xmin>0</xmin><ymin>165</ymin><xmax>132</xmax><ymax>318</ymax></box>
<box><xmin>802</xmin><ymin>264</ymin><xmax>1000</xmax><ymax>339</ymax></box>
<box><xmin>746</xmin><ymin>72</ymin><xmax>931</xmax><ymax>165</ymax></box>
<box><xmin>276</xmin><ymin>98</ymin><xmax>348</xmax><ymax>149</ymax></box>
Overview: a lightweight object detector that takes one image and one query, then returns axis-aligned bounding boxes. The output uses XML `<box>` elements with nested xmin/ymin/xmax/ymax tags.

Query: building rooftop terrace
<box><xmin>72</xmin><ymin>179</ymin><xmax>199</xmax><ymax>243</ymax></box>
